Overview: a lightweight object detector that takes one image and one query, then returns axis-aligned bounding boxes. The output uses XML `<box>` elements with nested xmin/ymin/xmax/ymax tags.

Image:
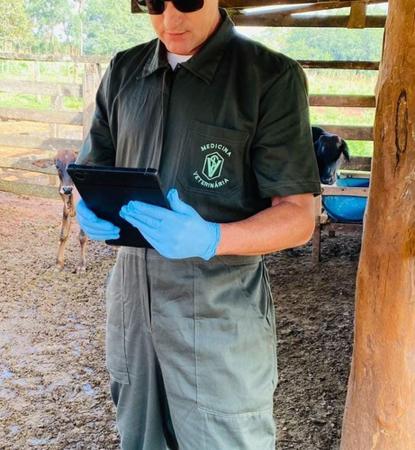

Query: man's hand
<box><xmin>76</xmin><ymin>199</ymin><xmax>120</xmax><ymax>241</ymax></box>
<box><xmin>119</xmin><ymin>189</ymin><xmax>221</xmax><ymax>260</ymax></box>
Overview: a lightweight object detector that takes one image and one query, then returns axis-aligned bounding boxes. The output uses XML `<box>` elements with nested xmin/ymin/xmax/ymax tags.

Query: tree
<box><xmin>0</xmin><ymin>0</ymin><xmax>32</xmax><ymax>49</ymax></box>
<box><xmin>24</xmin><ymin>0</ymin><xmax>73</xmax><ymax>53</ymax></box>
<box><xmin>84</xmin><ymin>0</ymin><xmax>155</xmax><ymax>55</ymax></box>
<box><xmin>251</xmin><ymin>26</ymin><xmax>383</xmax><ymax>62</ymax></box>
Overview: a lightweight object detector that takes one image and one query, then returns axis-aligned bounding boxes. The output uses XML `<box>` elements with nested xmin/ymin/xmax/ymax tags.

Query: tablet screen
<box><xmin>67</xmin><ymin>164</ymin><xmax>169</xmax><ymax>248</ymax></box>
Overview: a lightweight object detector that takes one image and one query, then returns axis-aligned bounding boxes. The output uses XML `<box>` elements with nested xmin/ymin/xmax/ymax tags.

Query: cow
<box><xmin>312</xmin><ymin>126</ymin><xmax>350</xmax><ymax>185</ymax></box>
<box><xmin>54</xmin><ymin>149</ymin><xmax>87</xmax><ymax>272</ymax></box>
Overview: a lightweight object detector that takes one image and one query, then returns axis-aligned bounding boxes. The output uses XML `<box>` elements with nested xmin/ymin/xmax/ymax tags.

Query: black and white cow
<box><xmin>312</xmin><ymin>126</ymin><xmax>350</xmax><ymax>185</ymax></box>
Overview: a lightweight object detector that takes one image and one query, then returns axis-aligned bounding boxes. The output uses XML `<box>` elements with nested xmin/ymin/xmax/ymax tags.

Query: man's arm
<box><xmin>119</xmin><ymin>189</ymin><xmax>316</xmax><ymax>260</ymax></box>
<box><xmin>73</xmin><ymin>56</ymin><xmax>123</xmax><ymax>240</ymax></box>
<box><xmin>216</xmin><ymin>193</ymin><xmax>315</xmax><ymax>256</ymax></box>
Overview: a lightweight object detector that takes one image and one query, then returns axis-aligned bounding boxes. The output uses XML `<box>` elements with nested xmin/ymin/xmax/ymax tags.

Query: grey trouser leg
<box><xmin>105</xmin><ymin>249</ymin><xmax>178</xmax><ymax>450</ymax></box>
<box><xmin>105</xmin><ymin>248</ymin><xmax>277</xmax><ymax>450</ymax></box>
<box><xmin>109</xmin><ymin>357</ymin><xmax>177</xmax><ymax>450</ymax></box>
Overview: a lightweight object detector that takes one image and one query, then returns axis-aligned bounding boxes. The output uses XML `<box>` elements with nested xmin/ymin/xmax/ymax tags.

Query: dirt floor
<box><xmin>0</xmin><ymin>191</ymin><xmax>360</xmax><ymax>450</ymax></box>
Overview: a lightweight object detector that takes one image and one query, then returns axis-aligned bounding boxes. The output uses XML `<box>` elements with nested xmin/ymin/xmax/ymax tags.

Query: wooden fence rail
<box><xmin>0</xmin><ymin>108</ymin><xmax>83</xmax><ymax>125</ymax></box>
<box><xmin>0</xmin><ymin>54</ymin><xmax>376</xmax><ymax>198</ymax></box>
<box><xmin>0</xmin><ymin>135</ymin><xmax>83</xmax><ymax>151</ymax></box>
<box><xmin>0</xmin><ymin>57</ymin><xmax>102</xmax><ymax>198</ymax></box>
<box><xmin>0</xmin><ymin>80</ymin><xmax>83</xmax><ymax>97</ymax></box>
<box><xmin>0</xmin><ymin>52</ymin><xmax>108</xmax><ymax>64</ymax></box>
<box><xmin>0</xmin><ymin>61</ymin><xmax>101</xmax><ymax>151</ymax></box>
<box><xmin>309</xmin><ymin>95</ymin><xmax>375</xmax><ymax>108</ymax></box>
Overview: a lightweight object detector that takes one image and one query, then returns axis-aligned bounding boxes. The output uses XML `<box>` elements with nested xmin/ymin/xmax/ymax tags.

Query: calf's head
<box><xmin>55</xmin><ymin>149</ymin><xmax>77</xmax><ymax>209</ymax></box>
<box><xmin>314</xmin><ymin>134</ymin><xmax>350</xmax><ymax>185</ymax></box>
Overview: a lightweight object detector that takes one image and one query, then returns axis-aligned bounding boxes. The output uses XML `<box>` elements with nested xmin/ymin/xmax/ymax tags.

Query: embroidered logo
<box><xmin>193</xmin><ymin>142</ymin><xmax>231</xmax><ymax>190</ymax></box>
<box><xmin>202</xmin><ymin>152</ymin><xmax>224</xmax><ymax>180</ymax></box>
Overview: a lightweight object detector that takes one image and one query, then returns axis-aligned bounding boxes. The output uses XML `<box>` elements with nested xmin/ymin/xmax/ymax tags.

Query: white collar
<box><xmin>167</xmin><ymin>52</ymin><xmax>192</xmax><ymax>70</ymax></box>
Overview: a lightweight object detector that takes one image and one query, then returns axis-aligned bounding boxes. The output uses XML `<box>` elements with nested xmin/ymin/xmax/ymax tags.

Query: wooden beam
<box><xmin>341</xmin><ymin>156</ymin><xmax>372</xmax><ymax>171</ymax></box>
<box><xmin>232</xmin><ymin>13</ymin><xmax>386</xmax><ymax>28</ymax></box>
<box><xmin>0</xmin><ymin>108</ymin><xmax>83</xmax><ymax>125</ymax></box>
<box><xmin>132</xmin><ymin>0</ymin><xmax>388</xmax><ymax>11</ymax></box>
<box><xmin>299</xmin><ymin>60</ymin><xmax>380</xmax><ymax>70</ymax></box>
<box><xmin>312</xmin><ymin>194</ymin><xmax>323</xmax><ymax>264</ymax></box>
<box><xmin>264</xmin><ymin>1</ymin><xmax>353</xmax><ymax>16</ymax></box>
<box><xmin>315</xmin><ymin>125</ymin><xmax>373</xmax><ymax>140</ymax></box>
<box><xmin>0</xmin><ymin>179</ymin><xmax>59</xmax><ymax>199</ymax></box>
<box><xmin>134</xmin><ymin>0</ymin><xmax>353</xmax><ymax>12</ymax></box>
<box><xmin>83</xmin><ymin>63</ymin><xmax>101</xmax><ymax>139</ymax></box>
<box><xmin>340</xmin><ymin>0</ymin><xmax>415</xmax><ymax>447</ymax></box>
<box><xmin>0</xmin><ymin>54</ymin><xmax>380</xmax><ymax>71</ymax></box>
<box><xmin>131</xmin><ymin>0</ymin><xmax>142</xmax><ymax>13</ymax></box>
<box><xmin>219</xmin><ymin>0</ymin><xmax>386</xmax><ymax>7</ymax></box>
<box><xmin>276</xmin><ymin>0</ymin><xmax>386</xmax><ymax>15</ymax></box>
<box><xmin>338</xmin><ymin>169</ymin><xmax>371</xmax><ymax>177</ymax></box>
<box><xmin>324</xmin><ymin>222</ymin><xmax>363</xmax><ymax>233</ymax></box>
<box><xmin>0</xmin><ymin>134</ymin><xmax>82</xmax><ymax>151</ymax></box>
<box><xmin>0</xmin><ymin>80</ymin><xmax>83</xmax><ymax>98</ymax></box>
<box><xmin>231</xmin><ymin>0</ymin><xmax>384</xmax><ymax>16</ymax></box>
<box><xmin>309</xmin><ymin>95</ymin><xmax>376</xmax><ymax>107</ymax></box>
<box><xmin>0</xmin><ymin>52</ymin><xmax>108</xmax><ymax>64</ymax></box>
<box><xmin>348</xmin><ymin>0</ymin><xmax>369</xmax><ymax>28</ymax></box>
<box><xmin>322</xmin><ymin>186</ymin><xmax>369</xmax><ymax>196</ymax></box>
<box><xmin>223</xmin><ymin>0</ymin><xmax>351</xmax><ymax>6</ymax></box>
<box><xmin>0</xmin><ymin>157</ymin><xmax>57</xmax><ymax>175</ymax></box>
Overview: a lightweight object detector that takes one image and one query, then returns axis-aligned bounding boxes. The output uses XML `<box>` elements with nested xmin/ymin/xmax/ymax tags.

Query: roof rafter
<box><xmin>231</xmin><ymin>12</ymin><xmax>385</xmax><ymax>27</ymax></box>
<box><xmin>231</xmin><ymin>0</ymin><xmax>385</xmax><ymax>14</ymax></box>
<box><xmin>219</xmin><ymin>0</ymin><xmax>386</xmax><ymax>7</ymax></box>
<box><xmin>131</xmin><ymin>0</ymin><xmax>388</xmax><ymax>28</ymax></box>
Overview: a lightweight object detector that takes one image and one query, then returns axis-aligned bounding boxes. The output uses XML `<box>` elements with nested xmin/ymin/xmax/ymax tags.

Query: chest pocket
<box><xmin>177</xmin><ymin>120</ymin><xmax>250</xmax><ymax>197</ymax></box>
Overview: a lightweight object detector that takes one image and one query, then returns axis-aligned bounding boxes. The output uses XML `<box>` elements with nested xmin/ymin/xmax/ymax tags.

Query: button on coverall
<box><xmin>77</xmin><ymin>7</ymin><xmax>321</xmax><ymax>450</ymax></box>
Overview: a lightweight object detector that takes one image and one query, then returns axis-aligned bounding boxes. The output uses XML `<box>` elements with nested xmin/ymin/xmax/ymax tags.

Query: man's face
<box><xmin>149</xmin><ymin>0</ymin><xmax>221</xmax><ymax>55</ymax></box>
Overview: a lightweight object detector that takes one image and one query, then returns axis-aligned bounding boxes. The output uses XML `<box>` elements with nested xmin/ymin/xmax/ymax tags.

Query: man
<box><xmin>75</xmin><ymin>0</ymin><xmax>321</xmax><ymax>448</ymax></box>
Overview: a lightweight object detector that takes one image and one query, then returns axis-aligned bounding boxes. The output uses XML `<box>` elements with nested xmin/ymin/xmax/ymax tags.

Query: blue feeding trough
<box><xmin>323</xmin><ymin>176</ymin><xmax>370</xmax><ymax>223</ymax></box>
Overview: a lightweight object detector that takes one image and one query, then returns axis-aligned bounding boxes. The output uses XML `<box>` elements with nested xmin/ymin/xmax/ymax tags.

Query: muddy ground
<box><xmin>0</xmin><ymin>191</ymin><xmax>360</xmax><ymax>450</ymax></box>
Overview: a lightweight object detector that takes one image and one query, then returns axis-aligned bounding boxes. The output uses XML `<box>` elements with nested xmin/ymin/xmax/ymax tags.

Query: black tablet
<box><xmin>67</xmin><ymin>164</ymin><xmax>169</xmax><ymax>248</ymax></box>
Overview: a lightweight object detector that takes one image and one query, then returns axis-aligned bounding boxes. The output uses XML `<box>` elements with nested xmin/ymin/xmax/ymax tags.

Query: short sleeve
<box><xmin>76</xmin><ymin>58</ymin><xmax>116</xmax><ymax>166</ymax></box>
<box><xmin>252</xmin><ymin>61</ymin><xmax>321</xmax><ymax>198</ymax></box>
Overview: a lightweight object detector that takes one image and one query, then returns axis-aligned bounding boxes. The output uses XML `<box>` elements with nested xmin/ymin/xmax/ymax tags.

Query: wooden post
<box><xmin>49</xmin><ymin>94</ymin><xmax>63</xmax><ymax>139</ymax></box>
<box><xmin>347</xmin><ymin>1</ymin><xmax>368</xmax><ymax>29</ymax></box>
<box><xmin>312</xmin><ymin>195</ymin><xmax>322</xmax><ymax>265</ymax></box>
<box><xmin>82</xmin><ymin>62</ymin><xmax>101</xmax><ymax>139</ymax></box>
<box><xmin>340</xmin><ymin>0</ymin><xmax>415</xmax><ymax>448</ymax></box>
<box><xmin>33</xmin><ymin>60</ymin><xmax>41</xmax><ymax>103</ymax></box>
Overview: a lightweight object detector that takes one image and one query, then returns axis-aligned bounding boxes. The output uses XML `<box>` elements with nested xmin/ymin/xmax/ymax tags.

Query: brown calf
<box><xmin>54</xmin><ymin>149</ymin><xmax>87</xmax><ymax>272</ymax></box>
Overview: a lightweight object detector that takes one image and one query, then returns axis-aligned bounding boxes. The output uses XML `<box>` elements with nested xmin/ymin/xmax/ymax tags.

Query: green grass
<box><xmin>63</xmin><ymin>97</ymin><xmax>83</xmax><ymax>110</ymax></box>
<box><xmin>0</xmin><ymin>93</ymin><xmax>50</xmax><ymax>110</ymax></box>
<box><xmin>0</xmin><ymin>60</ymin><xmax>86</xmax><ymax>84</ymax></box>
<box><xmin>307</xmin><ymin>69</ymin><xmax>378</xmax><ymax>96</ymax></box>
<box><xmin>306</xmin><ymin>70</ymin><xmax>375</xmax><ymax>157</ymax></box>
<box><xmin>310</xmin><ymin>106</ymin><xmax>374</xmax><ymax>157</ymax></box>
<box><xmin>0</xmin><ymin>93</ymin><xmax>82</xmax><ymax>111</ymax></box>
<box><xmin>337</xmin><ymin>140</ymin><xmax>372</xmax><ymax>157</ymax></box>
<box><xmin>310</xmin><ymin>107</ymin><xmax>374</xmax><ymax>126</ymax></box>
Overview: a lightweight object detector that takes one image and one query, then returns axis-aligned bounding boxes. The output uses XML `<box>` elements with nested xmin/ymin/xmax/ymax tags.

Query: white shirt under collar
<box><xmin>167</xmin><ymin>52</ymin><xmax>192</xmax><ymax>70</ymax></box>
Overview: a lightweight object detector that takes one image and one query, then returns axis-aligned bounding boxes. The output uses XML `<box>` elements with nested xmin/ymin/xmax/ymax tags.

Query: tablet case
<box><xmin>67</xmin><ymin>164</ymin><xmax>169</xmax><ymax>248</ymax></box>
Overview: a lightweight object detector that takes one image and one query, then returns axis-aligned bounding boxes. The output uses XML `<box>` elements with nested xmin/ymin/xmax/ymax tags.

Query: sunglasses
<box><xmin>137</xmin><ymin>0</ymin><xmax>204</xmax><ymax>15</ymax></box>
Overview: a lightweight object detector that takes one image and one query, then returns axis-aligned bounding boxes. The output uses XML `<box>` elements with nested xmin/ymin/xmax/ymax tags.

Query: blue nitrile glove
<box><xmin>119</xmin><ymin>189</ymin><xmax>221</xmax><ymax>260</ymax></box>
<box><xmin>76</xmin><ymin>199</ymin><xmax>120</xmax><ymax>241</ymax></box>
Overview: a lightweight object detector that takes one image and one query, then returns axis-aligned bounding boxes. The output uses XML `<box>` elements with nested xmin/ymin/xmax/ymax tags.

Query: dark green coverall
<box><xmin>78</xmin><ymin>8</ymin><xmax>321</xmax><ymax>450</ymax></box>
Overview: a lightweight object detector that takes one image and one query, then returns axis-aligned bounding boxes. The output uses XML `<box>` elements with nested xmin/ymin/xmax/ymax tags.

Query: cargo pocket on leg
<box><xmin>105</xmin><ymin>257</ymin><xmax>130</xmax><ymax>384</ymax></box>
<box><xmin>195</xmin><ymin>316</ymin><xmax>275</xmax><ymax>416</ymax></box>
